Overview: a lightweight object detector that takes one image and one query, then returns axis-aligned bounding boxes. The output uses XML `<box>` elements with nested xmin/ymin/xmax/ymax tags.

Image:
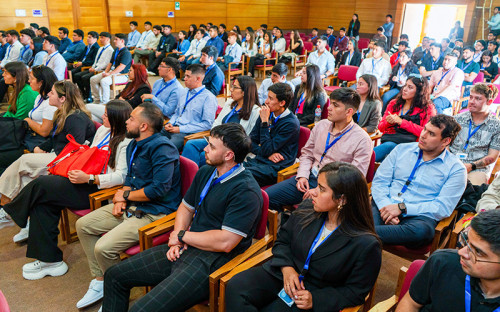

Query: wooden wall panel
<box><xmin>46</xmin><ymin>0</ymin><xmax>75</xmax><ymax>35</ymax></box>
<box><xmin>0</xmin><ymin>0</ymin><xmax>50</xmax><ymax>32</ymax></box>
<box><xmin>75</xmin><ymin>0</ymin><xmax>110</xmax><ymax>34</ymax></box>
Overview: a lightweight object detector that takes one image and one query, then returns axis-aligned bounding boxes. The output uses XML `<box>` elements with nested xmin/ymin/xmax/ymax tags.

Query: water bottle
<box><xmin>314</xmin><ymin>105</ymin><xmax>322</xmax><ymax>123</ymax></box>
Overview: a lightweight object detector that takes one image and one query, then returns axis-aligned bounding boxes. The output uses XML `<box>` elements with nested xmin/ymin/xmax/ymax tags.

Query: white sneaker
<box><xmin>0</xmin><ymin>208</ymin><xmax>14</xmax><ymax>229</ymax></box>
<box><xmin>147</xmin><ymin>70</ymin><xmax>156</xmax><ymax>76</ymax></box>
<box><xmin>22</xmin><ymin>260</ymin><xmax>68</xmax><ymax>280</ymax></box>
<box><xmin>98</xmin><ymin>306</ymin><xmax>102</xmax><ymax>312</ymax></box>
<box><xmin>13</xmin><ymin>220</ymin><xmax>29</xmax><ymax>243</ymax></box>
<box><xmin>76</xmin><ymin>279</ymin><xmax>104</xmax><ymax>308</ymax></box>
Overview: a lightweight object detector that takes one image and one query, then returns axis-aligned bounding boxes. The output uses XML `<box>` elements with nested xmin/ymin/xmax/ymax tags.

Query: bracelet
<box><xmin>471</xmin><ymin>163</ymin><xmax>477</xmax><ymax>171</ymax></box>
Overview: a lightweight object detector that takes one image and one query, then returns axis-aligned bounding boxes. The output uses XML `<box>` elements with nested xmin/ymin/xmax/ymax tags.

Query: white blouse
<box><xmin>29</xmin><ymin>95</ymin><xmax>57</xmax><ymax>124</ymax></box>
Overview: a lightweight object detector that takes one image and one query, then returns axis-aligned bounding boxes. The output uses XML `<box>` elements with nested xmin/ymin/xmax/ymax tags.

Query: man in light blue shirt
<box><xmin>62</xmin><ymin>29</ymin><xmax>86</xmax><ymax>63</ymax></box>
<box><xmin>383</xmin><ymin>14</ymin><xmax>395</xmax><ymax>50</ymax></box>
<box><xmin>488</xmin><ymin>7</ymin><xmax>500</xmax><ymax>36</ymax></box>
<box><xmin>127</xmin><ymin>21</ymin><xmax>141</xmax><ymax>49</ymax></box>
<box><xmin>141</xmin><ymin>57</ymin><xmax>183</xmax><ymax>118</ymax></box>
<box><xmin>292</xmin><ymin>36</ymin><xmax>335</xmax><ymax>86</ymax></box>
<box><xmin>371</xmin><ymin>115</ymin><xmax>467</xmax><ymax>248</ymax></box>
<box><xmin>163</xmin><ymin>64</ymin><xmax>218</xmax><ymax>151</ymax></box>
<box><xmin>18</xmin><ymin>28</ymin><xmax>34</xmax><ymax>65</ymax></box>
<box><xmin>217</xmin><ymin>32</ymin><xmax>242</xmax><ymax>71</ymax></box>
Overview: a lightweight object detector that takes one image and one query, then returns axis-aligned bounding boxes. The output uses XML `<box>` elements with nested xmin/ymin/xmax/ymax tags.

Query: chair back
<box><xmin>219</xmin><ymin>80</ymin><xmax>226</xmax><ymax>97</ymax></box>
<box><xmin>338</xmin><ymin>65</ymin><xmax>359</xmax><ymax>82</ymax></box>
<box><xmin>0</xmin><ymin>290</ymin><xmax>10</xmax><ymax>312</ymax></box>
<box><xmin>286</xmin><ymin>39</ymin><xmax>290</xmax><ymax>50</ymax></box>
<box><xmin>473</xmin><ymin>71</ymin><xmax>484</xmax><ymax>84</ymax></box>
<box><xmin>358</xmin><ymin>38</ymin><xmax>370</xmax><ymax>51</ymax></box>
<box><xmin>179</xmin><ymin>156</ymin><xmax>198</xmax><ymax>196</ymax></box>
<box><xmin>271</xmin><ymin>50</ymin><xmax>277</xmax><ymax>58</ymax></box>
<box><xmin>215</xmin><ymin>106</ymin><xmax>223</xmax><ymax>118</ymax></box>
<box><xmin>304</xmin><ymin>41</ymin><xmax>314</xmax><ymax>54</ymax></box>
<box><xmin>223</xmin><ymin>42</ymin><xmax>228</xmax><ymax>55</ymax></box>
<box><xmin>398</xmin><ymin>260</ymin><xmax>425</xmax><ymax>301</ymax></box>
<box><xmin>93</xmin><ymin>121</ymin><xmax>102</xmax><ymax>130</ymax></box>
<box><xmin>297</xmin><ymin>126</ymin><xmax>311</xmax><ymax>158</ymax></box>
<box><xmin>321</xmin><ymin>98</ymin><xmax>330</xmax><ymax>119</ymax></box>
<box><xmin>494</xmin><ymin>85</ymin><xmax>500</xmax><ymax>103</ymax></box>
<box><xmin>366</xmin><ymin>151</ymin><xmax>376</xmax><ymax>183</ymax></box>
<box><xmin>255</xmin><ymin>190</ymin><xmax>270</xmax><ymax>239</ymax></box>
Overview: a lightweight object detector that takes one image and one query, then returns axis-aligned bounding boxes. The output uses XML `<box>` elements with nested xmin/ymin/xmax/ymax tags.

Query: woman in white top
<box><xmin>242</xmin><ymin>31</ymin><xmax>258</xmax><ymax>58</ymax></box>
<box><xmin>2</xmin><ymin>100</ymin><xmax>133</xmax><ymax>279</ymax></box>
<box><xmin>247</xmin><ymin>31</ymin><xmax>273</xmax><ymax>77</ymax></box>
<box><xmin>182</xmin><ymin>75</ymin><xmax>261</xmax><ymax>166</ymax></box>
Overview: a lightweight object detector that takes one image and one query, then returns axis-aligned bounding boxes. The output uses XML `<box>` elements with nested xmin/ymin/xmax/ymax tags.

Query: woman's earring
<box><xmin>337</xmin><ymin>203</ymin><xmax>343</xmax><ymax>211</ymax></box>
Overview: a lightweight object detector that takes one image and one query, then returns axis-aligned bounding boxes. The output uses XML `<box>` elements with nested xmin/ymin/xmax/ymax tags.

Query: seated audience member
<box><xmin>419</xmin><ymin>43</ymin><xmax>444</xmax><ymax>79</ymax></box>
<box><xmin>62</xmin><ymin>29</ymin><xmax>85</xmax><ymax>63</ymax></box>
<box><xmin>373</xmin><ymin>26</ymin><xmax>388</xmax><ymax>46</ymax></box>
<box><xmin>38</xmin><ymin>27</ymin><xmax>50</xmax><ymax>38</ymax></box>
<box><xmin>389</xmin><ymin>41</ymin><xmax>409</xmax><ymax>67</ymax></box>
<box><xmin>217</xmin><ymin>31</ymin><xmax>242</xmax><ymax>71</ymax></box>
<box><xmin>441</xmin><ymin>38</ymin><xmax>453</xmax><ymax>55</ymax></box>
<box><xmin>289</xmin><ymin>64</ymin><xmax>327</xmax><ymax>126</ymax></box>
<box><xmin>480</xmin><ymin>51</ymin><xmax>498</xmax><ymax>82</ymax></box>
<box><xmin>473</xmin><ymin>40</ymin><xmax>486</xmax><ymax>63</ymax></box>
<box><xmin>396</xmin><ymin>210</ymin><xmax>500</xmax><ymax>311</ymax></box>
<box><xmin>266</xmin><ymin>88</ymin><xmax>372</xmax><ymax>211</ymax></box>
<box><xmin>29</xmin><ymin>23</ymin><xmax>39</xmax><ymax>34</ymax></box>
<box><xmin>101</xmin><ymin>122</ymin><xmax>261</xmax><ymax>312</ymax></box>
<box><xmin>226</xmin><ymin>162</ymin><xmax>382</xmax><ymax>312</ymax></box>
<box><xmin>488</xmin><ymin>40</ymin><xmax>498</xmax><ymax>56</ymax></box>
<box><xmin>1</xmin><ymin>30</ymin><xmax>23</xmax><ymax>70</ymax></box>
<box><xmin>200</xmin><ymin>25</ymin><xmax>210</xmax><ymax>43</ymax></box>
<box><xmin>494</xmin><ymin>45</ymin><xmax>500</xmax><ymax>64</ymax></box>
<box><xmin>167</xmin><ymin>30</ymin><xmax>190</xmax><ymax>61</ymax></box>
<box><xmin>356</xmin><ymin>41</ymin><xmax>392</xmax><ymax>88</ymax></box>
<box><xmin>183</xmin><ymin>76</ymin><xmax>261</xmax><ymax>166</ymax></box>
<box><xmin>382</xmin><ymin>49</ymin><xmax>420</xmax><ymax>112</ymax></box>
<box><xmin>452</xmin><ymin>46</ymin><xmax>463</xmax><ymax>60</ymax></box>
<box><xmin>57</xmin><ymin>27</ymin><xmax>71</xmax><ymax>54</ymax></box>
<box><xmin>242</xmin><ymin>31</ymin><xmax>258</xmax><ymax>58</ymax></box>
<box><xmin>273</xmin><ymin>28</ymin><xmax>286</xmax><ymax>58</ymax></box>
<box><xmin>68</xmin><ymin>31</ymin><xmax>100</xmax><ymax>77</ymax></box>
<box><xmin>2</xmin><ymin>100</ymin><xmax>132</xmax><ymax>278</ymax></box>
<box><xmin>355</xmin><ymin>74</ymin><xmax>382</xmax><ymax>132</ymax></box>
<box><xmin>205</xmin><ymin>25</ymin><xmax>224</xmax><ymax>57</ymax></box>
<box><xmin>388</xmin><ymin>34</ymin><xmax>410</xmax><ymax>56</ymax></box>
<box><xmin>75</xmin><ymin>102</ymin><xmax>182</xmax><ymax>310</ymax></box>
<box><xmin>132</xmin><ymin>21</ymin><xmax>153</xmax><ymax>51</ymax></box>
<box><xmin>247</xmin><ymin>31</ymin><xmax>273</xmax><ymax>78</ymax></box>
<box><xmin>200</xmin><ymin>45</ymin><xmax>224</xmax><ymax>96</ymax></box>
<box><xmin>18</xmin><ymin>28</ymin><xmax>35</xmax><ymax>65</ymax></box>
<box><xmin>0</xmin><ymin>81</ymin><xmax>96</xmax><ymax>205</ymax></box>
<box><xmin>449</xmin><ymin>84</ymin><xmax>500</xmax><ymax>185</ymax></box>
<box><xmin>244</xmin><ymin>82</ymin><xmax>300</xmax><ymax>186</ymax></box>
<box><xmin>476</xmin><ymin>174</ymin><xmax>500</xmax><ymax>212</ymax></box>
<box><xmin>114</xmin><ymin>64</ymin><xmax>151</xmax><ymax>109</ymax></box>
<box><xmin>412</xmin><ymin>36</ymin><xmax>430</xmax><ymax>67</ymax></box>
<box><xmin>375</xmin><ymin>75</ymin><xmax>436</xmax><ymax>162</ymax></box>
<box><xmin>89</xmin><ymin>33</ymin><xmax>132</xmax><ymax>104</ymax></box>
<box><xmin>133</xmin><ymin>25</ymin><xmax>162</xmax><ymax>64</ymax></box>
<box><xmin>459</xmin><ymin>46</ymin><xmax>480</xmax><ymax>88</ymax></box>
<box><xmin>42</xmin><ymin>35</ymin><xmax>66</xmax><ymax>81</ymax></box>
<box><xmin>0</xmin><ymin>31</ymin><xmax>9</xmax><ymax>61</ymax></box>
<box><xmin>179</xmin><ymin>29</ymin><xmax>206</xmax><ymax>71</ymax></box>
<box><xmin>187</xmin><ymin>24</ymin><xmax>197</xmax><ymax>42</ymax></box>
<box><xmin>309</xmin><ymin>27</ymin><xmax>319</xmax><ymax>46</ymax></box>
<box><xmin>73</xmin><ymin>32</ymin><xmax>113</xmax><ymax>103</ymax></box>
<box><xmin>291</xmin><ymin>36</ymin><xmax>335</xmax><ymax>87</ymax></box>
<box><xmin>331</xmin><ymin>27</ymin><xmax>349</xmax><ymax>62</ymax></box>
<box><xmin>258</xmin><ymin>63</ymin><xmax>295</xmax><ymax>104</ymax></box>
<box><xmin>372</xmin><ymin>115</ymin><xmax>467</xmax><ymax>247</ymax></box>
<box><xmin>30</xmin><ymin>37</ymin><xmax>47</xmax><ymax>68</ymax></box>
<box><xmin>141</xmin><ymin>57</ymin><xmax>182</xmax><ymax>118</ymax></box>
<box><xmin>218</xmin><ymin>23</ymin><xmax>228</xmax><ymax>42</ymax></box>
<box><xmin>162</xmin><ymin>64</ymin><xmax>218</xmax><ymax>151</ymax></box>
<box><xmin>429</xmin><ymin>52</ymin><xmax>464</xmax><ymax>114</ymax></box>
<box><xmin>363</xmin><ymin>39</ymin><xmax>391</xmax><ymax>62</ymax></box>
<box><xmin>324</xmin><ymin>25</ymin><xmax>336</xmax><ymax>50</ymax></box>
<box><xmin>232</xmin><ymin>25</ymin><xmax>243</xmax><ymax>43</ymax></box>
<box><xmin>126</xmin><ymin>21</ymin><xmax>140</xmax><ymax>49</ymax></box>
<box><xmin>339</xmin><ymin>38</ymin><xmax>361</xmax><ymax>67</ymax></box>
<box><xmin>279</xmin><ymin>30</ymin><xmax>303</xmax><ymax>66</ymax></box>
<box><xmin>1</xmin><ymin>62</ymin><xmax>38</xmax><ymax>120</ymax></box>
<box><xmin>146</xmin><ymin>25</ymin><xmax>176</xmax><ymax>76</ymax></box>
<box><xmin>454</xmin><ymin>38</ymin><xmax>464</xmax><ymax>48</ymax></box>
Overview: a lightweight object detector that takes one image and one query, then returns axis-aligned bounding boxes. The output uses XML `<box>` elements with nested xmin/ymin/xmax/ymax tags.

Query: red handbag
<box><xmin>47</xmin><ymin>134</ymin><xmax>110</xmax><ymax>177</ymax></box>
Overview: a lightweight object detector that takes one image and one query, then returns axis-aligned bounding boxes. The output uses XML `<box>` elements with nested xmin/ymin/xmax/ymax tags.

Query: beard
<box><xmin>125</xmin><ymin>129</ymin><xmax>140</xmax><ymax>139</ymax></box>
<box><xmin>205</xmin><ymin>153</ymin><xmax>224</xmax><ymax>167</ymax></box>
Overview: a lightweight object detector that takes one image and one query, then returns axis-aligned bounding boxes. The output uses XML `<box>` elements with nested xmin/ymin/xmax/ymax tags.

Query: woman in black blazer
<box><xmin>339</xmin><ymin>38</ymin><xmax>362</xmax><ymax>67</ymax></box>
<box><xmin>226</xmin><ymin>162</ymin><xmax>382</xmax><ymax>312</ymax></box>
<box><xmin>348</xmin><ymin>14</ymin><xmax>361</xmax><ymax>40</ymax></box>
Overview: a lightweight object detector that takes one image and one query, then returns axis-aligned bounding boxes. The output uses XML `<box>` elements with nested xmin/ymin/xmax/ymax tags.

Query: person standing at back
<box><xmin>383</xmin><ymin>14</ymin><xmax>394</xmax><ymax>51</ymax></box>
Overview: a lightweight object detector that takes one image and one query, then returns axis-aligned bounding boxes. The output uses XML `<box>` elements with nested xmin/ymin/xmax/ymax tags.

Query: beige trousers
<box><xmin>468</xmin><ymin>171</ymin><xmax>489</xmax><ymax>186</ymax></box>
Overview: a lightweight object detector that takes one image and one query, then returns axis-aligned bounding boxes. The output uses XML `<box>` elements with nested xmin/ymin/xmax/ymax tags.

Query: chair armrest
<box><xmin>370</xmin><ymin>132</ymin><xmax>383</xmax><ymax>141</ymax></box>
<box><xmin>88</xmin><ymin>185</ymin><xmax>123</xmax><ymax>210</ymax></box>
<box><xmin>295</xmin><ymin>55</ymin><xmax>307</xmax><ymax>64</ymax></box>
<box><xmin>430</xmin><ymin>210</ymin><xmax>458</xmax><ymax>253</ymax></box>
<box><xmin>448</xmin><ymin>212</ymin><xmax>475</xmax><ymax>248</ymax></box>
<box><xmin>81</xmin><ymin>66</ymin><xmax>91</xmax><ymax>71</ymax></box>
<box><xmin>341</xmin><ymin>305</ymin><xmax>363</xmax><ymax>312</ymax></box>
<box><xmin>379</xmin><ymin>85</ymin><xmax>390</xmax><ymax>97</ymax></box>
<box><xmin>220</xmin><ymin>249</ymin><xmax>274</xmax><ymax>285</ymax></box>
<box><xmin>183</xmin><ymin>130</ymin><xmax>211</xmax><ymax>145</ymax></box>
<box><xmin>277</xmin><ymin>162</ymin><xmax>300</xmax><ymax>183</ymax></box>
<box><xmin>367</xmin><ymin>295</ymin><xmax>398</xmax><ymax>312</ymax></box>
<box><xmin>139</xmin><ymin>212</ymin><xmax>177</xmax><ymax>251</ymax></box>
<box><xmin>307</xmin><ymin>123</ymin><xmax>315</xmax><ymax>129</ymax></box>
<box><xmin>267</xmin><ymin>210</ymin><xmax>279</xmax><ymax>244</ymax></box>
<box><xmin>347</xmin><ymin>80</ymin><xmax>356</xmax><ymax>87</ymax></box>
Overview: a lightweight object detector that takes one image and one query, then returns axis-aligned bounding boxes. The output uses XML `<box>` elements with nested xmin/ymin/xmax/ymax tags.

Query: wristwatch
<box><xmin>88</xmin><ymin>174</ymin><xmax>95</xmax><ymax>185</ymax></box>
<box><xmin>123</xmin><ymin>190</ymin><xmax>130</xmax><ymax>201</ymax></box>
<box><xmin>398</xmin><ymin>202</ymin><xmax>407</xmax><ymax>215</ymax></box>
<box><xmin>471</xmin><ymin>163</ymin><xmax>477</xmax><ymax>171</ymax></box>
<box><xmin>261</xmin><ymin>121</ymin><xmax>269</xmax><ymax>127</ymax></box>
<box><xmin>178</xmin><ymin>230</ymin><xmax>186</xmax><ymax>243</ymax></box>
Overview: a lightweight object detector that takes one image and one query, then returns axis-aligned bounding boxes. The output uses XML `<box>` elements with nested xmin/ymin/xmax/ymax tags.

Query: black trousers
<box><xmin>73</xmin><ymin>70</ymin><xmax>95</xmax><ymax>99</ymax></box>
<box><xmin>3</xmin><ymin>175</ymin><xmax>98</xmax><ymax>262</ymax></box>
<box><xmin>0</xmin><ymin>78</ymin><xmax>7</xmax><ymax>102</ymax></box>
<box><xmin>148</xmin><ymin>51</ymin><xmax>166</xmax><ymax>74</ymax></box>
<box><xmin>103</xmin><ymin>244</ymin><xmax>231</xmax><ymax>312</ymax></box>
<box><xmin>247</xmin><ymin>56</ymin><xmax>268</xmax><ymax>76</ymax></box>
<box><xmin>225</xmin><ymin>266</ymin><xmax>302</xmax><ymax>312</ymax></box>
<box><xmin>243</xmin><ymin>160</ymin><xmax>280</xmax><ymax>187</ymax></box>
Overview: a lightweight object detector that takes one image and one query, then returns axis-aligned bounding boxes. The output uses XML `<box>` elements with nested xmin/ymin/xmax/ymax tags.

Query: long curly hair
<box><xmin>392</xmin><ymin>76</ymin><xmax>432</xmax><ymax>113</ymax></box>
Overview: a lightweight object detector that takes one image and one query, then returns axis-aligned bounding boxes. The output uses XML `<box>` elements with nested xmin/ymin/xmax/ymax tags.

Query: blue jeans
<box><xmin>181</xmin><ymin>138</ymin><xmax>207</xmax><ymax>167</ymax></box>
<box><xmin>372</xmin><ymin>199</ymin><xmax>437</xmax><ymax>248</ymax></box>
<box><xmin>382</xmin><ymin>88</ymin><xmax>401</xmax><ymax>114</ymax></box>
<box><xmin>266</xmin><ymin>172</ymin><xmax>318</xmax><ymax>212</ymax></box>
<box><xmin>374</xmin><ymin>141</ymin><xmax>398</xmax><ymax>162</ymax></box>
<box><xmin>180</xmin><ymin>57</ymin><xmax>200</xmax><ymax>71</ymax></box>
<box><xmin>432</xmin><ymin>96</ymin><xmax>451</xmax><ymax>114</ymax></box>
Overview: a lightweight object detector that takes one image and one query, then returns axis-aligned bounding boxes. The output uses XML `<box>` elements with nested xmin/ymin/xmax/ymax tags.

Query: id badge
<box><xmin>391</xmin><ymin>196</ymin><xmax>404</xmax><ymax>203</ymax></box>
<box><xmin>278</xmin><ymin>288</ymin><xmax>294</xmax><ymax>307</ymax></box>
<box><xmin>457</xmin><ymin>153</ymin><xmax>467</xmax><ymax>161</ymax></box>
<box><xmin>433</xmin><ymin>86</ymin><xmax>438</xmax><ymax>93</ymax></box>
<box><xmin>311</xmin><ymin>165</ymin><xmax>319</xmax><ymax>178</ymax></box>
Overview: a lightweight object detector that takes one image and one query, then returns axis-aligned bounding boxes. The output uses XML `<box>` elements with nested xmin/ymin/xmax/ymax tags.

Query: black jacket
<box><xmin>116</xmin><ymin>83</ymin><xmax>152</xmax><ymax>108</ymax></box>
<box><xmin>340</xmin><ymin>50</ymin><xmax>362</xmax><ymax>67</ymax></box>
<box><xmin>157</xmin><ymin>34</ymin><xmax>177</xmax><ymax>53</ymax></box>
<box><xmin>348</xmin><ymin>20</ymin><xmax>360</xmax><ymax>37</ymax></box>
<box><xmin>289</xmin><ymin>87</ymin><xmax>327</xmax><ymax>126</ymax></box>
<box><xmin>82</xmin><ymin>42</ymin><xmax>100</xmax><ymax>67</ymax></box>
<box><xmin>263</xmin><ymin>205</ymin><xmax>382</xmax><ymax>312</ymax></box>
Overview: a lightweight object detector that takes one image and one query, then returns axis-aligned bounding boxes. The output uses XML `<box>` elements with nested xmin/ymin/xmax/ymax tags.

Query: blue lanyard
<box><xmin>112</xmin><ymin>47</ymin><xmax>123</xmax><ymax>64</ymax></box>
<box><xmin>397</xmin><ymin>66</ymin><xmax>405</xmax><ymax>81</ymax></box>
<box><xmin>82</xmin><ymin>45</ymin><xmax>91</xmax><ymax>61</ymax></box>
<box><xmin>395</xmin><ymin>53</ymin><xmax>400</xmax><ymax>63</ymax></box>
<box><xmin>218</xmin><ymin>34</ymin><xmax>223</xmax><ymax>39</ymax></box>
<box><xmin>464</xmin><ymin>119</ymin><xmax>482</xmax><ymax>150</ymax></box>
<box><xmin>465</xmin><ymin>275</ymin><xmax>500</xmax><ymax>312</ymax></box>
<box><xmin>227</xmin><ymin>44</ymin><xmax>234</xmax><ymax>56</ymax></box>
<box><xmin>481</xmin><ymin>62</ymin><xmax>490</xmax><ymax>70</ymax></box>
<box><xmin>45</xmin><ymin>52</ymin><xmax>59</xmax><ymax>66</ymax></box>
<box><xmin>311</xmin><ymin>36</ymin><xmax>317</xmax><ymax>41</ymax></box>
<box><xmin>431</xmin><ymin>57</ymin><xmax>440</xmax><ymax>70</ymax></box>
<box><xmin>269</xmin><ymin>112</ymin><xmax>281</xmax><ymax>129</ymax></box>
<box><xmin>198</xmin><ymin>165</ymin><xmax>240</xmax><ymax>206</ymax></box>
<box><xmin>96</xmin><ymin>45</ymin><xmax>110</xmax><ymax>63</ymax></box>
<box><xmin>400</xmin><ymin>106</ymin><xmax>411</xmax><ymax>116</ymax></box>
<box><xmin>223</xmin><ymin>105</ymin><xmax>241</xmax><ymax>123</ymax></box>
<box><xmin>321</xmin><ymin>126</ymin><xmax>354</xmax><ymax>163</ymax></box>
<box><xmin>371</xmin><ymin>58</ymin><xmax>382</xmax><ymax>74</ymax></box>
<box><xmin>472</xmin><ymin>53</ymin><xmax>481</xmax><ymax>62</ymax></box>
<box><xmin>51</xmin><ymin>124</ymin><xmax>58</xmax><ymax>138</ymax></box>
<box><xmin>154</xmin><ymin>79</ymin><xmax>176</xmax><ymax>97</ymax></box>
<box><xmin>436</xmin><ymin>69</ymin><xmax>451</xmax><ymax>87</ymax></box>
<box><xmin>20</xmin><ymin>45</ymin><xmax>30</xmax><ymax>59</ymax></box>
<box><xmin>96</xmin><ymin>132</ymin><xmax>111</xmax><ymax>149</ymax></box>
<box><xmin>29</xmin><ymin>96</ymin><xmax>44</xmax><ymax>119</ymax></box>
<box><xmin>299</xmin><ymin>220</ymin><xmax>339</xmax><ymax>282</ymax></box>
<box><xmin>205</xmin><ymin>63</ymin><xmax>216</xmax><ymax>76</ymax></box>
<box><xmin>346</xmin><ymin>51</ymin><xmax>353</xmax><ymax>65</ymax></box>
<box><xmin>399</xmin><ymin>150</ymin><xmax>423</xmax><ymax>196</ymax></box>
<box><xmin>195</xmin><ymin>40</ymin><xmax>201</xmax><ymax>51</ymax></box>
<box><xmin>139</xmin><ymin>32</ymin><xmax>151</xmax><ymax>45</ymax></box>
<box><xmin>461</xmin><ymin>60</ymin><xmax>473</xmax><ymax>71</ymax></box>
<box><xmin>128</xmin><ymin>145</ymin><xmax>138</xmax><ymax>174</ymax></box>
<box><xmin>181</xmin><ymin>87</ymin><xmax>205</xmax><ymax>115</ymax></box>
<box><xmin>6</xmin><ymin>45</ymin><xmax>12</xmax><ymax>58</ymax></box>
<box><xmin>295</xmin><ymin>93</ymin><xmax>306</xmax><ymax>114</ymax></box>
<box><xmin>355</xmin><ymin>111</ymin><xmax>360</xmax><ymax>122</ymax></box>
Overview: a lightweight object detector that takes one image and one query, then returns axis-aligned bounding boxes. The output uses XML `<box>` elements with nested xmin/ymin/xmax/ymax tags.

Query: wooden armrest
<box><xmin>220</xmin><ymin>249</ymin><xmax>274</xmax><ymax>284</ymax></box>
<box><xmin>264</xmin><ymin>57</ymin><xmax>277</xmax><ymax>63</ymax></box>
<box><xmin>81</xmin><ymin>66</ymin><xmax>91</xmax><ymax>71</ymax></box>
<box><xmin>295</xmin><ymin>55</ymin><xmax>307</xmax><ymax>63</ymax></box>
<box><xmin>183</xmin><ymin>130</ymin><xmax>211</xmax><ymax>145</ymax></box>
<box><xmin>368</xmin><ymin>295</ymin><xmax>398</xmax><ymax>312</ymax></box>
<box><xmin>140</xmin><ymin>214</ymin><xmax>178</xmax><ymax>251</ymax></box>
<box><xmin>88</xmin><ymin>185</ymin><xmax>122</xmax><ymax>210</ymax></box>
<box><xmin>341</xmin><ymin>305</ymin><xmax>363</xmax><ymax>312</ymax></box>
<box><xmin>379</xmin><ymin>85</ymin><xmax>390</xmax><ymax>95</ymax></box>
<box><xmin>370</xmin><ymin>133</ymin><xmax>383</xmax><ymax>141</ymax></box>
<box><xmin>430</xmin><ymin>210</ymin><xmax>458</xmax><ymax>253</ymax></box>
<box><xmin>448</xmin><ymin>212</ymin><xmax>475</xmax><ymax>249</ymax></box>
<box><xmin>347</xmin><ymin>80</ymin><xmax>356</xmax><ymax>87</ymax></box>
<box><xmin>138</xmin><ymin>211</ymin><xmax>177</xmax><ymax>240</ymax></box>
<box><xmin>277</xmin><ymin>162</ymin><xmax>300</xmax><ymax>183</ymax></box>
<box><xmin>307</xmin><ymin>123</ymin><xmax>315</xmax><ymax>129</ymax></box>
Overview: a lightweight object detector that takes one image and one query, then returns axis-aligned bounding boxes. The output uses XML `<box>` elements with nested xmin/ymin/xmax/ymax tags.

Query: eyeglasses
<box><xmin>458</xmin><ymin>229</ymin><xmax>500</xmax><ymax>264</ymax></box>
<box><xmin>229</xmin><ymin>85</ymin><xmax>242</xmax><ymax>90</ymax></box>
<box><xmin>203</xmin><ymin>136</ymin><xmax>210</xmax><ymax>144</ymax></box>
<box><xmin>158</xmin><ymin>65</ymin><xmax>171</xmax><ymax>69</ymax></box>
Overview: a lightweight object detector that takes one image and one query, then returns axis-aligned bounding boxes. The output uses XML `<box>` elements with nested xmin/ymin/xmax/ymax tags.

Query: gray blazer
<box><xmin>358</xmin><ymin>99</ymin><xmax>382</xmax><ymax>133</ymax></box>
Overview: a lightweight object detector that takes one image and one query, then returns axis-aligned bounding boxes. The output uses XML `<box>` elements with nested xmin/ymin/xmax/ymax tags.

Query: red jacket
<box><xmin>390</xmin><ymin>52</ymin><xmax>400</xmax><ymax>67</ymax></box>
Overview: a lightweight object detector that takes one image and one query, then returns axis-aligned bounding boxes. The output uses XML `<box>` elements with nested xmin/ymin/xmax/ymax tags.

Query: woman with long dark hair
<box><xmin>29</xmin><ymin>37</ymin><xmax>47</xmax><ymax>67</ymax></box>
<box><xmin>2</xmin><ymin>61</ymin><xmax>38</xmax><ymax>119</ymax></box>
<box><xmin>3</xmin><ymin>100</ymin><xmax>132</xmax><ymax>279</ymax></box>
<box><xmin>117</xmin><ymin>64</ymin><xmax>151</xmax><ymax>108</ymax></box>
<box><xmin>480</xmin><ymin>50</ymin><xmax>498</xmax><ymax>82</ymax></box>
<box><xmin>242</xmin><ymin>31</ymin><xmax>257</xmax><ymax>57</ymax></box>
<box><xmin>187</xmin><ymin>24</ymin><xmax>197</xmax><ymax>41</ymax></box>
<box><xmin>226</xmin><ymin>162</ymin><xmax>382</xmax><ymax>311</ymax></box>
<box><xmin>355</xmin><ymin>74</ymin><xmax>382</xmax><ymax>132</ymax></box>
<box><xmin>339</xmin><ymin>38</ymin><xmax>362</xmax><ymax>67</ymax></box>
<box><xmin>182</xmin><ymin>75</ymin><xmax>261</xmax><ymax>166</ymax></box>
<box><xmin>233</xmin><ymin>25</ymin><xmax>242</xmax><ymax>43</ymax></box>
<box><xmin>279</xmin><ymin>30</ymin><xmax>303</xmax><ymax>66</ymax></box>
<box><xmin>374</xmin><ymin>75</ymin><xmax>436</xmax><ymax>162</ymax></box>
<box><xmin>247</xmin><ymin>31</ymin><xmax>273</xmax><ymax>77</ymax></box>
<box><xmin>348</xmin><ymin>14</ymin><xmax>361</xmax><ymax>40</ymax></box>
<box><xmin>289</xmin><ymin>64</ymin><xmax>327</xmax><ymax>126</ymax></box>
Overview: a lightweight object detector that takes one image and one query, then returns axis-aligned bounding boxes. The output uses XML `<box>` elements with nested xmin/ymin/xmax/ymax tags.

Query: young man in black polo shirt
<box><xmin>244</xmin><ymin>82</ymin><xmax>300</xmax><ymax>186</ymax></box>
<box><xmin>397</xmin><ymin>210</ymin><xmax>500</xmax><ymax>311</ymax></box>
<box><xmin>419</xmin><ymin>42</ymin><xmax>444</xmax><ymax>79</ymax></box>
<box><xmin>102</xmin><ymin>123</ymin><xmax>262</xmax><ymax>312</ymax></box>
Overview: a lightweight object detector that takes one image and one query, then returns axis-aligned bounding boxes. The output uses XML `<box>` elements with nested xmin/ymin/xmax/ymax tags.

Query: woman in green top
<box><xmin>2</xmin><ymin>61</ymin><xmax>38</xmax><ymax>119</ymax></box>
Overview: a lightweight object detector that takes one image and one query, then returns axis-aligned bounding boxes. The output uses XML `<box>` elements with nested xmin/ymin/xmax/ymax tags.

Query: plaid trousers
<box><xmin>103</xmin><ymin>244</ymin><xmax>232</xmax><ymax>312</ymax></box>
